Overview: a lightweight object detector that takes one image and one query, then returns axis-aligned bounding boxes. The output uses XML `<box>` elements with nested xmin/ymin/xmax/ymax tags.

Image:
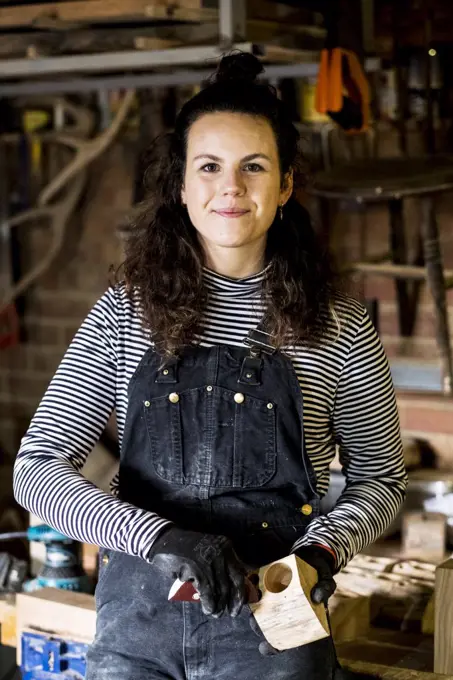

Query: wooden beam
<box><xmin>434</xmin><ymin>558</ymin><xmax>453</xmax><ymax>675</ymax></box>
<box><xmin>0</xmin><ymin>0</ymin><xmax>204</xmax><ymax>29</ymax></box>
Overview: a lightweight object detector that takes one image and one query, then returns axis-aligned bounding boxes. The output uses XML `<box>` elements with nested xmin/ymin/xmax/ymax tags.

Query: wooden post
<box><xmin>434</xmin><ymin>558</ymin><xmax>453</xmax><ymax>675</ymax></box>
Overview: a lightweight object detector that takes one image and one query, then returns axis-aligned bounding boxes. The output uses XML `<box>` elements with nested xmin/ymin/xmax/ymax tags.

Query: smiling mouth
<box><xmin>214</xmin><ymin>210</ymin><xmax>249</xmax><ymax>218</ymax></box>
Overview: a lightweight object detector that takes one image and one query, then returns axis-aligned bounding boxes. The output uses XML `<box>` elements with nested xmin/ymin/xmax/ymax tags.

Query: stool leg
<box><xmin>314</xmin><ymin>196</ymin><xmax>331</xmax><ymax>251</ymax></box>
<box><xmin>420</xmin><ymin>196</ymin><xmax>453</xmax><ymax>395</ymax></box>
<box><xmin>389</xmin><ymin>199</ymin><xmax>418</xmax><ymax>336</ymax></box>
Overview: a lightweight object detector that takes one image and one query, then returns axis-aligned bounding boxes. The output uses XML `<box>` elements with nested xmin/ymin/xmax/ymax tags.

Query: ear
<box><xmin>280</xmin><ymin>169</ymin><xmax>293</xmax><ymax>206</ymax></box>
<box><xmin>181</xmin><ymin>187</ymin><xmax>186</xmax><ymax>205</ymax></box>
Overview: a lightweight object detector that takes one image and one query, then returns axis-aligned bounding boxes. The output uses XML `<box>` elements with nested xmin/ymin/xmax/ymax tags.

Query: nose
<box><xmin>220</xmin><ymin>168</ymin><xmax>246</xmax><ymax>196</ymax></box>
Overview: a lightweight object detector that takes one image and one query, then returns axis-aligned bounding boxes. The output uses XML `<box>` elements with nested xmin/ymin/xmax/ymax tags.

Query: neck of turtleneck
<box><xmin>202</xmin><ymin>265</ymin><xmax>269</xmax><ymax>299</ymax></box>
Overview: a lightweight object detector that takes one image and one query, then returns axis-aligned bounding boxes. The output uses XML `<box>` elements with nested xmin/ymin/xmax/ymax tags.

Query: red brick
<box><xmin>0</xmin><ymin>394</ymin><xmax>38</xmax><ymax>416</ymax></box>
<box><xmin>25</xmin><ymin>319</ymin><xmax>63</xmax><ymax>346</ymax></box>
<box><xmin>9</xmin><ymin>373</ymin><xmax>51</xmax><ymax>402</ymax></box>
<box><xmin>380</xmin><ymin>335</ymin><xmax>439</xmax><ymax>360</ymax></box>
<box><xmin>27</xmin><ymin>293</ymin><xmax>93</xmax><ymax>321</ymax></box>
<box><xmin>397</xmin><ymin>396</ymin><xmax>453</xmax><ymax>436</ymax></box>
<box><xmin>63</xmin><ymin>324</ymin><xmax>83</xmax><ymax>346</ymax></box>
<box><xmin>0</xmin><ymin>418</ymin><xmax>26</xmax><ymax>458</ymax></box>
<box><xmin>0</xmin><ymin>345</ymin><xmax>28</xmax><ymax>372</ymax></box>
<box><xmin>27</xmin><ymin>346</ymin><xmax>64</xmax><ymax>374</ymax></box>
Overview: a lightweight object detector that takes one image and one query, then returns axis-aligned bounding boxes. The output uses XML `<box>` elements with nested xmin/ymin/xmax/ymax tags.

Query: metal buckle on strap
<box><xmin>242</xmin><ymin>328</ymin><xmax>276</xmax><ymax>355</ymax></box>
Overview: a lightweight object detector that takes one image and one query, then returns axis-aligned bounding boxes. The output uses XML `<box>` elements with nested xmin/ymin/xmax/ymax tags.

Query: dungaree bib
<box><xmin>86</xmin><ymin>326</ymin><xmax>336</xmax><ymax>679</ymax></box>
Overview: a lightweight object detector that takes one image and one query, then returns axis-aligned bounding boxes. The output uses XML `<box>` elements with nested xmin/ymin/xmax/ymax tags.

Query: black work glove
<box><xmin>250</xmin><ymin>545</ymin><xmax>337</xmax><ymax>656</ymax></box>
<box><xmin>148</xmin><ymin>526</ymin><xmax>246</xmax><ymax>618</ymax></box>
<box><xmin>295</xmin><ymin>544</ymin><xmax>337</xmax><ymax>605</ymax></box>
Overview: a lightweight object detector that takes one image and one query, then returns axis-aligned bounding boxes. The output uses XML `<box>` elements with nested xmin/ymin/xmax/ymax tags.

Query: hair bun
<box><xmin>214</xmin><ymin>52</ymin><xmax>264</xmax><ymax>84</ymax></box>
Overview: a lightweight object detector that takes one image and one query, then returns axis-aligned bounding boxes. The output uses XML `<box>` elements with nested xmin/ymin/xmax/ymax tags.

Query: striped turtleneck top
<box><xmin>13</xmin><ymin>267</ymin><xmax>407</xmax><ymax>569</ymax></box>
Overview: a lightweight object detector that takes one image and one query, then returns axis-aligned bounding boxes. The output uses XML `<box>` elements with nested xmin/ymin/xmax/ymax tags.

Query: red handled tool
<box><xmin>168</xmin><ymin>576</ymin><xmax>260</xmax><ymax>603</ymax></box>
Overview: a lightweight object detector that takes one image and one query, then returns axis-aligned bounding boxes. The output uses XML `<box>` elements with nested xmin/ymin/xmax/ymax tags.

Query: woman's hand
<box><xmin>148</xmin><ymin>526</ymin><xmax>246</xmax><ymax>617</ymax></box>
<box><xmin>295</xmin><ymin>544</ymin><xmax>337</xmax><ymax>605</ymax></box>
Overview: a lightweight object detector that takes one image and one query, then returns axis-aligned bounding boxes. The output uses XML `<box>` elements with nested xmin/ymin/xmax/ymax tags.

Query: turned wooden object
<box><xmin>434</xmin><ymin>558</ymin><xmax>453</xmax><ymax>675</ymax></box>
<box><xmin>249</xmin><ymin>554</ymin><xmax>330</xmax><ymax>650</ymax></box>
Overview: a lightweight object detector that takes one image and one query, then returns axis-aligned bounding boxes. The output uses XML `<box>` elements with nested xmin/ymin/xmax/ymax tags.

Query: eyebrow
<box><xmin>192</xmin><ymin>153</ymin><xmax>272</xmax><ymax>163</ymax></box>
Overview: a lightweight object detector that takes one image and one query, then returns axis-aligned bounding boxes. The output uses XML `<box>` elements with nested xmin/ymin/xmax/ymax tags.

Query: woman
<box><xmin>14</xmin><ymin>53</ymin><xmax>407</xmax><ymax>679</ymax></box>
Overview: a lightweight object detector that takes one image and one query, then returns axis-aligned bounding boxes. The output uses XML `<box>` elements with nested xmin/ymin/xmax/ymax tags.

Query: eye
<box><xmin>243</xmin><ymin>163</ymin><xmax>264</xmax><ymax>172</ymax></box>
<box><xmin>200</xmin><ymin>163</ymin><xmax>219</xmax><ymax>173</ymax></box>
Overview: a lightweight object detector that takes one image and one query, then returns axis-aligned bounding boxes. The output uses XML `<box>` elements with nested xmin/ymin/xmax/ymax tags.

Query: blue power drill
<box><xmin>0</xmin><ymin>525</ymin><xmax>92</xmax><ymax>593</ymax></box>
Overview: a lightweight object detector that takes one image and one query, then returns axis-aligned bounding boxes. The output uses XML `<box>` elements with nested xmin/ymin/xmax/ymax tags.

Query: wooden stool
<box><xmin>310</xmin><ymin>155</ymin><xmax>453</xmax><ymax>395</ymax></box>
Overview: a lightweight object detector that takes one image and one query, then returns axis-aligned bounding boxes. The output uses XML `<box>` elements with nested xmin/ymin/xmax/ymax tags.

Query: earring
<box><xmin>279</xmin><ymin>204</ymin><xmax>284</xmax><ymax>220</ymax></box>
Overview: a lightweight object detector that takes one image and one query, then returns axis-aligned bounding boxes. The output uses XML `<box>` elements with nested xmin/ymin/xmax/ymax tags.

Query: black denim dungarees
<box><xmin>86</xmin><ymin>327</ymin><xmax>335</xmax><ymax>680</ymax></box>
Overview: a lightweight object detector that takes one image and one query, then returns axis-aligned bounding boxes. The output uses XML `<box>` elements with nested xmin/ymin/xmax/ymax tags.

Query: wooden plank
<box><xmin>0</xmin><ymin>19</ymin><xmax>323</xmax><ymax>60</ymax></box>
<box><xmin>434</xmin><ymin>558</ymin><xmax>453</xmax><ymax>675</ymax></box>
<box><xmin>0</xmin><ymin>0</ymin><xmax>203</xmax><ymax>29</ymax></box>
<box><xmin>260</xmin><ymin>44</ymin><xmax>319</xmax><ymax>64</ymax></box>
<box><xmin>0</xmin><ymin>594</ymin><xmax>16</xmax><ymax>647</ymax></box>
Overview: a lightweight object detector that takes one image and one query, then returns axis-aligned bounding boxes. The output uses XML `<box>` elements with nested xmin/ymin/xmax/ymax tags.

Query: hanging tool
<box><xmin>315</xmin><ymin>2</ymin><xmax>370</xmax><ymax>133</ymax></box>
<box><xmin>0</xmin><ymin>525</ymin><xmax>92</xmax><ymax>594</ymax></box>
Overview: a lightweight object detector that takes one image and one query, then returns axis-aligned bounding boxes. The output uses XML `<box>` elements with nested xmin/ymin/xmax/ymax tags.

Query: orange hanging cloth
<box><xmin>315</xmin><ymin>0</ymin><xmax>371</xmax><ymax>134</ymax></box>
<box><xmin>315</xmin><ymin>47</ymin><xmax>370</xmax><ymax>133</ymax></box>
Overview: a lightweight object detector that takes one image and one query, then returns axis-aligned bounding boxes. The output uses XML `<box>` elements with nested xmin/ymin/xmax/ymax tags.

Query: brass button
<box><xmin>262</xmin><ymin>522</ymin><xmax>269</xmax><ymax>528</ymax></box>
<box><xmin>234</xmin><ymin>392</ymin><xmax>245</xmax><ymax>404</ymax></box>
<box><xmin>206</xmin><ymin>385</ymin><xmax>213</xmax><ymax>392</ymax></box>
<box><xmin>144</xmin><ymin>400</ymin><xmax>150</xmax><ymax>407</ymax></box>
<box><xmin>267</xmin><ymin>403</ymin><xmax>273</xmax><ymax>410</ymax></box>
<box><xmin>163</xmin><ymin>369</ymin><xmax>169</xmax><ymax>376</ymax></box>
<box><xmin>246</xmin><ymin>372</ymin><xmax>253</xmax><ymax>379</ymax></box>
<box><xmin>169</xmin><ymin>392</ymin><xmax>179</xmax><ymax>404</ymax></box>
<box><xmin>102</xmin><ymin>555</ymin><xmax>109</xmax><ymax>565</ymax></box>
<box><xmin>301</xmin><ymin>504</ymin><xmax>313</xmax><ymax>516</ymax></box>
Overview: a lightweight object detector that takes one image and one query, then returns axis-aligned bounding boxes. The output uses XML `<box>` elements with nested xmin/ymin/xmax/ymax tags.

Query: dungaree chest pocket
<box><xmin>144</xmin><ymin>385</ymin><xmax>277</xmax><ymax>488</ymax></box>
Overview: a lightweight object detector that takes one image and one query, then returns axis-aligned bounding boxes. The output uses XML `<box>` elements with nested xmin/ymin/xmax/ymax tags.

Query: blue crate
<box><xmin>21</xmin><ymin>631</ymin><xmax>88</xmax><ymax>679</ymax></box>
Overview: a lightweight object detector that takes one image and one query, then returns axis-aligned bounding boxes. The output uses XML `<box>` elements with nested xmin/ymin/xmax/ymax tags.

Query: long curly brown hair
<box><xmin>123</xmin><ymin>52</ymin><xmax>338</xmax><ymax>356</ymax></box>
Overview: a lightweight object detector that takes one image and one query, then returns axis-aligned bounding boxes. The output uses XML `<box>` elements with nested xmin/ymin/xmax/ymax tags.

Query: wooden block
<box><xmin>82</xmin><ymin>543</ymin><xmax>99</xmax><ymax>578</ymax></box>
<box><xmin>402</xmin><ymin>512</ymin><xmax>446</xmax><ymax>563</ymax></box>
<box><xmin>0</xmin><ymin>594</ymin><xmax>17</xmax><ymax>647</ymax></box>
<box><xmin>434</xmin><ymin>558</ymin><xmax>453</xmax><ymax>675</ymax></box>
<box><xmin>249</xmin><ymin>554</ymin><xmax>329</xmax><ymax>650</ymax></box>
<box><xmin>329</xmin><ymin>593</ymin><xmax>370</xmax><ymax>644</ymax></box>
<box><xmin>16</xmin><ymin>588</ymin><xmax>96</xmax><ymax>665</ymax></box>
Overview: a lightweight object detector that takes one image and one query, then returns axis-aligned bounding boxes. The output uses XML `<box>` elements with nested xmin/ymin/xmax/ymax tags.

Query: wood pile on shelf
<box><xmin>0</xmin><ymin>0</ymin><xmax>326</xmax><ymax>63</ymax></box>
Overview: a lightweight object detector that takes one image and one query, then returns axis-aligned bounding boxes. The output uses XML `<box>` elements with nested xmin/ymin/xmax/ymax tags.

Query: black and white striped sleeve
<box><xmin>292</xmin><ymin>309</ymin><xmax>408</xmax><ymax>569</ymax></box>
<box><xmin>13</xmin><ymin>288</ymin><xmax>171</xmax><ymax>559</ymax></box>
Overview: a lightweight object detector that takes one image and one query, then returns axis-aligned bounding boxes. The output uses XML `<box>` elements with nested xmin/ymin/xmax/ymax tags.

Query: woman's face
<box><xmin>181</xmin><ymin>112</ymin><xmax>292</xmax><ymax>258</ymax></box>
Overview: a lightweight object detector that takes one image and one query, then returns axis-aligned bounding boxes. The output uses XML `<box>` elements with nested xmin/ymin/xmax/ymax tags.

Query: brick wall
<box><xmin>0</xmin><ymin>141</ymin><xmax>135</xmax><ymax>461</ymax></box>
